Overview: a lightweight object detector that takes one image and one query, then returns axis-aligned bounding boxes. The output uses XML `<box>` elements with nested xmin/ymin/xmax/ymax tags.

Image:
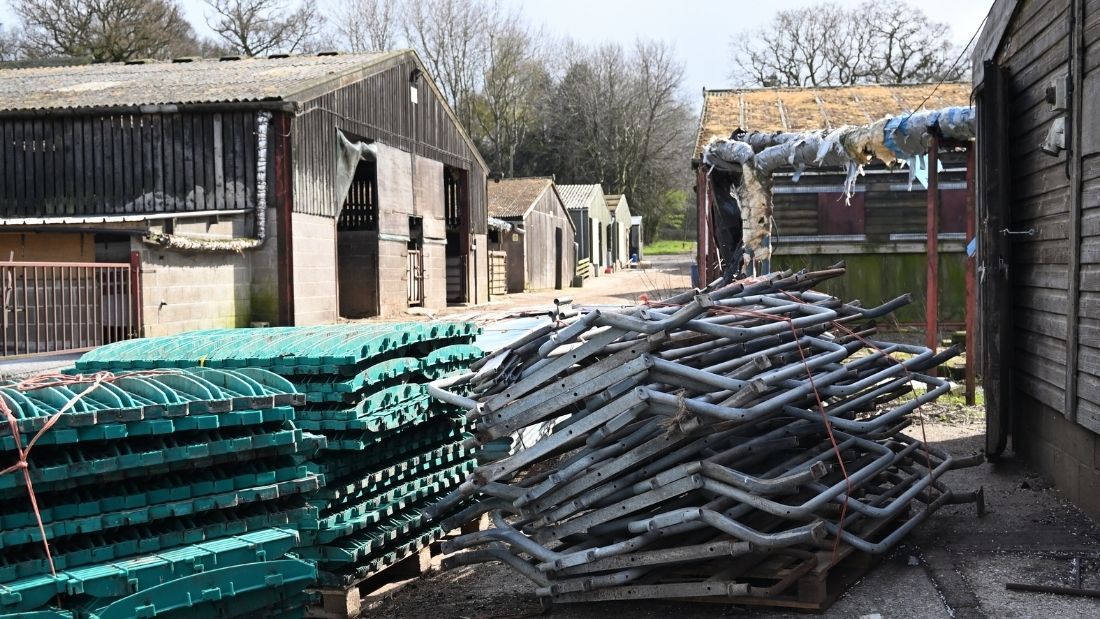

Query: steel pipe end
<box><xmin>809</xmin><ymin>461</ymin><xmax>829</xmax><ymax>479</ymax></box>
<box><xmin>808</xmin><ymin>520</ymin><xmax>828</xmax><ymax>543</ymax></box>
<box><xmin>695</xmin><ymin>293</ymin><xmax>715</xmax><ymax>308</ymax></box>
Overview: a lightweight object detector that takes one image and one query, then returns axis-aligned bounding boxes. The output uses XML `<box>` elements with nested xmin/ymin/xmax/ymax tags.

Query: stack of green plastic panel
<box><xmin>77</xmin><ymin>323</ymin><xmax>483</xmax><ymax>588</ymax></box>
<box><xmin>0</xmin><ymin>368</ymin><xmax>323</xmax><ymax>617</ymax></box>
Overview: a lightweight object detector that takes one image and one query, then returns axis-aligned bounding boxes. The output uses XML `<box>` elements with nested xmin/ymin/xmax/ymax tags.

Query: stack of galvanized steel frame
<box><xmin>429</xmin><ymin>266</ymin><xmax>985</xmax><ymax>609</ymax></box>
<box><xmin>0</xmin><ymin>322</ymin><xmax>485</xmax><ymax>617</ymax></box>
<box><xmin>0</xmin><ymin>367</ymin><xmax>321</xmax><ymax>618</ymax></box>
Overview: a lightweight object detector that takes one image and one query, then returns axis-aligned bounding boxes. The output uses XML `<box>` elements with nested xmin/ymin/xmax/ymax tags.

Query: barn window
<box><xmin>337</xmin><ymin>160</ymin><xmax>378</xmax><ymax>231</ymax></box>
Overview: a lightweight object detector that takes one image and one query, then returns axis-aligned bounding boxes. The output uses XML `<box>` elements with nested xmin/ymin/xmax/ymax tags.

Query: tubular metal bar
<box><xmin>472</xmin><ymin>388</ymin><xmax>650</xmax><ymax>485</ymax></box>
<box><xmin>478</xmin><ymin>349</ymin><xmax>655</xmax><ymax>440</ymax></box>
<box><xmin>627</xmin><ymin>508</ymin><xmax>827</xmax><ymax>548</ymax></box>
<box><xmin>553</xmin><ymin>539</ymin><xmax>754</xmax><ymax>576</ymax></box>
<box><xmin>441</xmin><ymin>546</ymin><xmax>554</xmax><ymax>587</ymax></box>
<box><xmin>548</xmin><ymin>580</ymin><xmax>751</xmax><ymax>603</ymax></box>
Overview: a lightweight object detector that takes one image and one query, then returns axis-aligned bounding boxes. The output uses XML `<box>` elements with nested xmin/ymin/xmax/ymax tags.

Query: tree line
<box><xmin>0</xmin><ymin>0</ymin><xmax>963</xmax><ymax>244</ymax></box>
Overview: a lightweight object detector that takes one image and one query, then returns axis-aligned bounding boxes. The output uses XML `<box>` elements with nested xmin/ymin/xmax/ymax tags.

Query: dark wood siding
<box><xmin>289</xmin><ymin>55</ymin><xmax>488</xmax><ymax>233</ymax></box>
<box><xmin>1077</xmin><ymin>0</ymin><xmax>1100</xmax><ymax>426</ymax></box>
<box><xmin>772</xmin><ymin>162</ymin><xmax>967</xmax><ymax>239</ymax></box>
<box><xmin>0</xmin><ymin>112</ymin><xmax>259</xmax><ymax>217</ymax></box>
<box><xmin>991</xmin><ymin>0</ymin><xmax>1074</xmax><ymax>419</ymax></box>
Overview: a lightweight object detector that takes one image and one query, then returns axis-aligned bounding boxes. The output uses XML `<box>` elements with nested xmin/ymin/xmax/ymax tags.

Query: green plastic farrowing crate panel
<box><xmin>0</xmin><ymin>457</ymin><xmax>310</xmax><ymax>530</ymax></box>
<box><xmin>76</xmin><ymin>324</ymin><xmax>481</xmax><ymax>374</ymax></box>
<box><xmin>0</xmin><ymin>528</ymin><xmax>300</xmax><ymax>614</ymax></box>
<box><xmin>1</xmin><ymin>426</ymin><xmax>321</xmax><ymax>496</ymax></box>
<box><xmin>0</xmin><ymin>502</ymin><xmax>314</xmax><ymax>585</ymax></box>
<box><xmin>0</xmin><ymin>368</ymin><xmax>301</xmax><ymax>439</ymax></box>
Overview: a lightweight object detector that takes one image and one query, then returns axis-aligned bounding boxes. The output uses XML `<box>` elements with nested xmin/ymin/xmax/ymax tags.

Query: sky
<box><xmin>5</xmin><ymin>0</ymin><xmax>995</xmax><ymax>101</ymax></box>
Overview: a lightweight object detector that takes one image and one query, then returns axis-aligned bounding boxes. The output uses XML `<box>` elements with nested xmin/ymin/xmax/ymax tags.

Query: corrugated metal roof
<box><xmin>486</xmin><ymin>177</ymin><xmax>552</xmax><ymax>218</ymax></box>
<box><xmin>0</xmin><ymin>51</ymin><xmax>405</xmax><ymax>112</ymax></box>
<box><xmin>695</xmin><ymin>82</ymin><xmax>973</xmax><ymax>155</ymax></box>
<box><xmin>556</xmin><ymin>184</ymin><xmax>602</xmax><ymax>211</ymax></box>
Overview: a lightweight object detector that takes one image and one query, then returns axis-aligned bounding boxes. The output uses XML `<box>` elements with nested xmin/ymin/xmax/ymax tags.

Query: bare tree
<box><xmin>14</xmin><ymin>0</ymin><xmax>203</xmax><ymax>62</ymax></box>
<box><xmin>400</xmin><ymin>0</ymin><xmax>503</xmax><ymax>133</ymax></box>
<box><xmin>470</xmin><ymin>19</ymin><xmax>550</xmax><ymax>176</ymax></box>
<box><xmin>540</xmin><ymin>39</ymin><xmax>694</xmax><ymax>243</ymax></box>
<box><xmin>204</xmin><ymin>0</ymin><xmax>324</xmax><ymax>57</ymax></box>
<box><xmin>328</xmin><ymin>0</ymin><xmax>399</xmax><ymax>52</ymax></box>
<box><xmin>865</xmin><ymin>2</ymin><xmax>963</xmax><ymax>84</ymax></box>
<box><xmin>730</xmin><ymin>0</ymin><xmax>963</xmax><ymax>87</ymax></box>
<box><xmin>0</xmin><ymin>23</ymin><xmax>23</xmax><ymax>61</ymax></box>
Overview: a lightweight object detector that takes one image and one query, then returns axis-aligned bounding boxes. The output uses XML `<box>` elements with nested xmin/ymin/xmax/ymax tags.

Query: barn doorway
<box><xmin>444</xmin><ymin>166</ymin><xmax>469</xmax><ymax>305</ymax></box>
<box><xmin>337</xmin><ymin>158</ymin><xmax>380</xmax><ymax>318</ymax></box>
<box><xmin>554</xmin><ymin>227</ymin><xmax>564</xmax><ymax>290</ymax></box>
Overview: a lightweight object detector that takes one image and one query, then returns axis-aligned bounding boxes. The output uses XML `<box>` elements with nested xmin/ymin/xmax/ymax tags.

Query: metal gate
<box><xmin>2</xmin><ymin>258</ymin><xmax>141</xmax><ymax>357</ymax></box>
<box><xmin>488</xmin><ymin>251</ymin><xmax>507</xmax><ymax>298</ymax></box>
<box><xmin>407</xmin><ymin>250</ymin><xmax>424</xmax><ymax>306</ymax></box>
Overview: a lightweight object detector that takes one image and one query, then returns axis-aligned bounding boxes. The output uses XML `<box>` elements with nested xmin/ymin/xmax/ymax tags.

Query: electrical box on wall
<box><xmin>1046</xmin><ymin>74</ymin><xmax>1069</xmax><ymax>111</ymax></box>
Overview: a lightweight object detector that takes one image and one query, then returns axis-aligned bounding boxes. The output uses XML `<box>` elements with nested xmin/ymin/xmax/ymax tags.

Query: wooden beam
<box><xmin>926</xmin><ymin>136</ymin><xmax>940</xmax><ymax>370</ymax></box>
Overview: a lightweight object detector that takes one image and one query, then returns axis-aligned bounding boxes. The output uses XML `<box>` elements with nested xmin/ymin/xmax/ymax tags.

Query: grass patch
<box><xmin>644</xmin><ymin>240</ymin><xmax>695</xmax><ymax>255</ymax></box>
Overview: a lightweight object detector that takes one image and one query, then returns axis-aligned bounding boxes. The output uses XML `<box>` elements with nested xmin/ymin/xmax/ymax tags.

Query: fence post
<box><xmin>129</xmin><ymin>251</ymin><xmax>144</xmax><ymax>338</ymax></box>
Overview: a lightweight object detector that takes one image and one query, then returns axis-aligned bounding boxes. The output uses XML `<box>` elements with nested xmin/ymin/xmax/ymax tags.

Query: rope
<box><xmin>0</xmin><ymin>370</ymin><xmax>183</xmax><ymax>580</ymax></box>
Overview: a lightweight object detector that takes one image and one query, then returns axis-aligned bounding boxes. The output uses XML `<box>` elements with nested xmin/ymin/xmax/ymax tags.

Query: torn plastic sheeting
<box><xmin>335</xmin><ymin>129</ymin><xmax>379</xmax><ymax>217</ymax></box>
<box><xmin>703</xmin><ymin>138</ymin><xmax>754</xmax><ymax>171</ymax></box>
<box><xmin>936</xmin><ymin>106</ymin><xmax>975</xmax><ymax>141</ymax></box>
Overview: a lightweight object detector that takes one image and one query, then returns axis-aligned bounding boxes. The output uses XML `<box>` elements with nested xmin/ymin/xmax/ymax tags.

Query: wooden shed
<box><xmin>695</xmin><ymin>84</ymin><xmax>972</xmax><ymax>324</ymax></box>
<box><xmin>487</xmin><ymin>177</ymin><xmax>575</xmax><ymax>291</ymax></box>
<box><xmin>558</xmin><ymin>184</ymin><xmax>611</xmax><ymax>277</ymax></box>
<box><xmin>0</xmin><ymin>51</ymin><xmax>490</xmax><ymax>352</ymax></box>
<box><xmin>974</xmin><ymin>0</ymin><xmax>1100</xmax><ymax>520</ymax></box>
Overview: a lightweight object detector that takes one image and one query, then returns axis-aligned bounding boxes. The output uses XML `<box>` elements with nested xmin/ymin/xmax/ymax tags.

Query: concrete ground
<box><xmin>430</xmin><ymin>254</ymin><xmax>695</xmax><ymax>319</ymax></box>
<box><xmin>370</xmin><ymin>415</ymin><xmax>1100</xmax><ymax>618</ymax></box>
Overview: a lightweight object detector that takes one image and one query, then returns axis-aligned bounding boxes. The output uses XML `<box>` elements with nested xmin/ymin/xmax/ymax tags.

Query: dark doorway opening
<box><xmin>554</xmin><ymin>227</ymin><xmax>564</xmax><ymax>290</ymax></box>
<box><xmin>337</xmin><ymin>159</ymin><xmax>380</xmax><ymax>318</ymax></box>
<box><xmin>444</xmin><ymin>166</ymin><xmax>470</xmax><ymax>304</ymax></box>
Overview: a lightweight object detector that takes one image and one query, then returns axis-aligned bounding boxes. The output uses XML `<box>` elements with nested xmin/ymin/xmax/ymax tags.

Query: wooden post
<box><xmin>965</xmin><ymin>145</ymin><xmax>977</xmax><ymax>404</ymax></box>
<box><xmin>695</xmin><ymin>165</ymin><xmax>708</xmax><ymax>287</ymax></box>
<box><xmin>925</xmin><ymin>137</ymin><xmax>940</xmax><ymax>373</ymax></box>
<box><xmin>128</xmin><ymin>250</ymin><xmax>143</xmax><ymax>338</ymax></box>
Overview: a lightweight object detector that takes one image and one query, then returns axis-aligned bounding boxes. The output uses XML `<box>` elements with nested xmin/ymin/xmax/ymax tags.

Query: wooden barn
<box><xmin>695</xmin><ymin>83</ymin><xmax>972</xmax><ymax>324</ymax></box>
<box><xmin>0</xmin><ymin>51</ymin><xmax>490</xmax><ymax>354</ymax></box>
<box><xmin>486</xmin><ymin>177</ymin><xmax>575</xmax><ymax>291</ymax></box>
<box><xmin>558</xmin><ymin>184</ymin><xmax>611</xmax><ymax>279</ymax></box>
<box><xmin>605</xmin><ymin>194</ymin><xmax>633</xmax><ymax>268</ymax></box>
<box><xmin>974</xmin><ymin>0</ymin><xmax>1100</xmax><ymax>520</ymax></box>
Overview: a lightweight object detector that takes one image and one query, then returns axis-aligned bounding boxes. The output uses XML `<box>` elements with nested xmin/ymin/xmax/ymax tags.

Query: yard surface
<box><xmin>367</xmin><ymin>260</ymin><xmax>1100</xmax><ymax>618</ymax></box>
<box><xmin>370</xmin><ymin>410</ymin><xmax>1100</xmax><ymax>618</ymax></box>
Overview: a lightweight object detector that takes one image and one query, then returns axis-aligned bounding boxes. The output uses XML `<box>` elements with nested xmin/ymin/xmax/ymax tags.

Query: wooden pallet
<box><xmin>699</xmin><ymin>507</ymin><xmax>909</xmax><ymax>612</ymax></box>
<box><xmin>305</xmin><ymin>513</ymin><xmax>489</xmax><ymax>619</ymax></box>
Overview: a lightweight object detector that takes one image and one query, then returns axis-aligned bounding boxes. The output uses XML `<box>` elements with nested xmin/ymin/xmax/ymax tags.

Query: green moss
<box><xmin>250</xmin><ymin>290</ymin><xmax>279</xmax><ymax>325</ymax></box>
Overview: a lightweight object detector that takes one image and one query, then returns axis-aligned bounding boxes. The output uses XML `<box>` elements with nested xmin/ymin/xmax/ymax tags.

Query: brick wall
<box><xmin>250</xmin><ymin>207</ymin><xmax>280</xmax><ymax>325</ymax></box>
<box><xmin>337</xmin><ymin>230</ymin><xmax>379</xmax><ymax>318</ymax></box>
<box><xmin>1015</xmin><ymin>394</ymin><xmax>1100</xmax><ymax>521</ymax></box>
<box><xmin>136</xmin><ymin>216</ymin><xmax>252</xmax><ymax>337</ymax></box>
<box><xmin>377</xmin><ymin>238</ymin><xmax>409</xmax><ymax>317</ymax></box>
<box><xmin>292</xmin><ymin>212</ymin><xmax>338</xmax><ymax>325</ymax></box>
